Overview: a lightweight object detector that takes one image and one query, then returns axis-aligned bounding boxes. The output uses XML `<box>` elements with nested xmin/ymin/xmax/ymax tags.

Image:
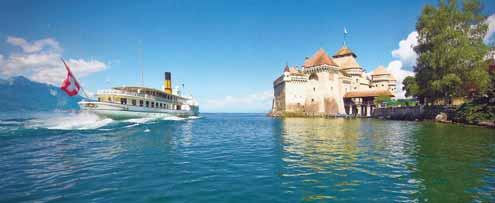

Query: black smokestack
<box><xmin>164</xmin><ymin>72</ymin><xmax>172</xmax><ymax>94</ymax></box>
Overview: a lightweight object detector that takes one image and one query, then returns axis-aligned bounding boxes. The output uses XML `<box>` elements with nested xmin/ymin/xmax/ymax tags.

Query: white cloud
<box><xmin>386</xmin><ymin>60</ymin><xmax>414</xmax><ymax>99</ymax></box>
<box><xmin>485</xmin><ymin>14</ymin><xmax>495</xmax><ymax>43</ymax></box>
<box><xmin>0</xmin><ymin>36</ymin><xmax>107</xmax><ymax>85</ymax></box>
<box><xmin>391</xmin><ymin>31</ymin><xmax>418</xmax><ymax>68</ymax></box>
<box><xmin>380</xmin><ymin>31</ymin><xmax>419</xmax><ymax>99</ymax></box>
<box><xmin>7</xmin><ymin>36</ymin><xmax>61</xmax><ymax>53</ymax></box>
<box><xmin>202</xmin><ymin>90</ymin><xmax>273</xmax><ymax>113</ymax></box>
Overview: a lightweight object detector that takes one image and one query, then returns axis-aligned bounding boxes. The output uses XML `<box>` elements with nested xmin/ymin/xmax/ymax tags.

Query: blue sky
<box><xmin>0</xmin><ymin>0</ymin><xmax>494</xmax><ymax>112</ymax></box>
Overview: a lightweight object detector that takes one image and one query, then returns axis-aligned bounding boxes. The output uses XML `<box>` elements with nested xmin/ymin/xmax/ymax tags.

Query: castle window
<box><xmin>309</xmin><ymin>73</ymin><xmax>318</xmax><ymax>81</ymax></box>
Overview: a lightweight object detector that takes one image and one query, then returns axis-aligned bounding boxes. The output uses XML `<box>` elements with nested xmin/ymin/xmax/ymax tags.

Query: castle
<box><xmin>271</xmin><ymin>45</ymin><xmax>397</xmax><ymax>117</ymax></box>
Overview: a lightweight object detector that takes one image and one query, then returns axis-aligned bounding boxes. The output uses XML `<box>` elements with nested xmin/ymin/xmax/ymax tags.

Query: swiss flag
<box><xmin>60</xmin><ymin>60</ymin><xmax>81</xmax><ymax>96</ymax></box>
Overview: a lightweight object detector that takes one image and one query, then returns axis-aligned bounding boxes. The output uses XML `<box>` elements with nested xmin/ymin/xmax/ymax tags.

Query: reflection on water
<box><xmin>412</xmin><ymin>123</ymin><xmax>495</xmax><ymax>202</ymax></box>
<box><xmin>0</xmin><ymin>114</ymin><xmax>494</xmax><ymax>202</ymax></box>
<box><xmin>278</xmin><ymin>118</ymin><xmax>495</xmax><ymax>202</ymax></box>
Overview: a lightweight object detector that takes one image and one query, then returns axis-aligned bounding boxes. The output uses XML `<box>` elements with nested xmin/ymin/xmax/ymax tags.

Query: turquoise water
<box><xmin>0</xmin><ymin>113</ymin><xmax>494</xmax><ymax>202</ymax></box>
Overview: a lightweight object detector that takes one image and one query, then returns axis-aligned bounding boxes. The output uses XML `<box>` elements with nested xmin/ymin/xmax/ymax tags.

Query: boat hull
<box><xmin>79</xmin><ymin>101</ymin><xmax>198</xmax><ymax>120</ymax></box>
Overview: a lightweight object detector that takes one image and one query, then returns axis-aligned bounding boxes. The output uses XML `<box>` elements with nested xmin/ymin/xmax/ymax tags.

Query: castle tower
<box><xmin>332</xmin><ymin>45</ymin><xmax>369</xmax><ymax>91</ymax></box>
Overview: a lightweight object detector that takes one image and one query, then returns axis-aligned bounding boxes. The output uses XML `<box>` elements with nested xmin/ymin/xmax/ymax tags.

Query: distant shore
<box><xmin>268</xmin><ymin>106</ymin><xmax>495</xmax><ymax>129</ymax></box>
<box><xmin>372</xmin><ymin>106</ymin><xmax>494</xmax><ymax>128</ymax></box>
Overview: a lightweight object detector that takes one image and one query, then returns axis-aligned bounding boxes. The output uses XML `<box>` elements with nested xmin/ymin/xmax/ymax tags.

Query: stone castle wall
<box><xmin>372</xmin><ymin>106</ymin><xmax>457</xmax><ymax>120</ymax></box>
<box><xmin>277</xmin><ymin>68</ymin><xmax>348</xmax><ymax>115</ymax></box>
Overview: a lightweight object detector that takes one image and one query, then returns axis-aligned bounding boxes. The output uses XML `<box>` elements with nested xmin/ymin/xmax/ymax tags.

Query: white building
<box><xmin>271</xmin><ymin>45</ymin><xmax>397</xmax><ymax>117</ymax></box>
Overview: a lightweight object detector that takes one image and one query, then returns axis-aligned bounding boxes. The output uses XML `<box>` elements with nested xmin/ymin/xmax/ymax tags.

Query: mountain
<box><xmin>0</xmin><ymin>76</ymin><xmax>83</xmax><ymax>112</ymax></box>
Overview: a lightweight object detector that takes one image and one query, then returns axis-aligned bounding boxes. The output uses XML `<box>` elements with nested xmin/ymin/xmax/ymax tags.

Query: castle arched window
<box><xmin>309</xmin><ymin>73</ymin><xmax>318</xmax><ymax>81</ymax></box>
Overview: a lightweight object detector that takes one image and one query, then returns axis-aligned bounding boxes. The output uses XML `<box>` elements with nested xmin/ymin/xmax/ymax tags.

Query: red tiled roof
<box><xmin>283</xmin><ymin>64</ymin><xmax>290</xmax><ymax>72</ymax></box>
<box><xmin>343</xmin><ymin>89</ymin><xmax>394</xmax><ymax>98</ymax></box>
<box><xmin>333</xmin><ymin>45</ymin><xmax>356</xmax><ymax>58</ymax></box>
<box><xmin>371</xmin><ymin>66</ymin><xmax>391</xmax><ymax>76</ymax></box>
<box><xmin>304</xmin><ymin>48</ymin><xmax>337</xmax><ymax>67</ymax></box>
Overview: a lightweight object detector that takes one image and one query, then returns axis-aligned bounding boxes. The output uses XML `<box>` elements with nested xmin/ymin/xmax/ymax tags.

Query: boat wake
<box><xmin>25</xmin><ymin>112</ymin><xmax>115</xmax><ymax>130</ymax></box>
<box><xmin>13</xmin><ymin>111</ymin><xmax>201</xmax><ymax>130</ymax></box>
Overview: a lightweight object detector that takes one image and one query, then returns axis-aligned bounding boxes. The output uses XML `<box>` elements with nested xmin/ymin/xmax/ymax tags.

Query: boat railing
<box><xmin>96</xmin><ymin>89</ymin><xmax>186</xmax><ymax>103</ymax></box>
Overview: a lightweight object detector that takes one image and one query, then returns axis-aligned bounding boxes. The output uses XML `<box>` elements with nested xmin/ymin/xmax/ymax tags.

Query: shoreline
<box><xmin>268</xmin><ymin>110</ymin><xmax>495</xmax><ymax>129</ymax></box>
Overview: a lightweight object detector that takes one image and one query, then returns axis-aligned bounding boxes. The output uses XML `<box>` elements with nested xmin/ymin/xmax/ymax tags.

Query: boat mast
<box><xmin>138</xmin><ymin>41</ymin><xmax>144</xmax><ymax>87</ymax></box>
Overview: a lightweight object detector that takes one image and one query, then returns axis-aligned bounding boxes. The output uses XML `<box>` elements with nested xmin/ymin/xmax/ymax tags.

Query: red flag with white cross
<box><xmin>60</xmin><ymin>59</ymin><xmax>81</xmax><ymax>96</ymax></box>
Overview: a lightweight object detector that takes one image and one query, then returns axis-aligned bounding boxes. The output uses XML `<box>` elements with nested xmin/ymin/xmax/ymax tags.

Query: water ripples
<box><xmin>0</xmin><ymin>114</ymin><xmax>494</xmax><ymax>202</ymax></box>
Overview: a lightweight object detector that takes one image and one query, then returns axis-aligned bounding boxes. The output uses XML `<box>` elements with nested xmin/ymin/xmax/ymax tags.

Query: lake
<box><xmin>0</xmin><ymin>113</ymin><xmax>494</xmax><ymax>202</ymax></box>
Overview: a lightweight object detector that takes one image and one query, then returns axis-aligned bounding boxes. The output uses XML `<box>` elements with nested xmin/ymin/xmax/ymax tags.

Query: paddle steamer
<box><xmin>79</xmin><ymin>72</ymin><xmax>199</xmax><ymax>119</ymax></box>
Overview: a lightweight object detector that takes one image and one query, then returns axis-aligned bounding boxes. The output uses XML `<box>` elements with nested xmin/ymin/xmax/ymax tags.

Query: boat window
<box><xmin>146</xmin><ymin>101</ymin><xmax>149</xmax><ymax>107</ymax></box>
<box><xmin>151</xmin><ymin>102</ymin><xmax>155</xmax><ymax>108</ymax></box>
<box><xmin>159</xmin><ymin>103</ymin><xmax>162</xmax><ymax>108</ymax></box>
<box><xmin>97</xmin><ymin>97</ymin><xmax>101</xmax><ymax>102</ymax></box>
<box><xmin>140</xmin><ymin>100</ymin><xmax>144</xmax><ymax>107</ymax></box>
<box><xmin>120</xmin><ymin>98</ymin><xmax>127</xmax><ymax>105</ymax></box>
<box><xmin>132</xmin><ymin>99</ymin><xmax>136</xmax><ymax>106</ymax></box>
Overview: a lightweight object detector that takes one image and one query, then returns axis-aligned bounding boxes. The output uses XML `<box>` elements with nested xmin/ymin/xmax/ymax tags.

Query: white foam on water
<box><xmin>26</xmin><ymin>112</ymin><xmax>114</xmax><ymax>130</ymax></box>
<box><xmin>124</xmin><ymin>117</ymin><xmax>159</xmax><ymax>124</ymax></box>
<box><xmin>0</xmin><ymin>120</ymin><xmax>23</xmax><ymax>125</ymax></box>
<box><xmin>123</xmin><ymin>123</ymin><xmax>141</xmax><ymax>128</ymax></box>
<box><xmin>161</xmin><ymin>116</ymin><xmax>186</xmax><ymax>121</ymax></box>
<box><xmin>125</xmin><ymin>114</ymin><xmax>191</xmax><ymax>122</ymax></box>
<box><xmin>22</xmin><ymin>112</ymin><xmax>201</xmax><ymax>131</ymax></box>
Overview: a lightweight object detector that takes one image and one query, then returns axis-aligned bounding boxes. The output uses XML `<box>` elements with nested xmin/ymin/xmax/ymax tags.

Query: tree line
<box><xmin>402</xmin><ymin>0</ymin><xmax>494</xmax><ymax>105</ymax></box>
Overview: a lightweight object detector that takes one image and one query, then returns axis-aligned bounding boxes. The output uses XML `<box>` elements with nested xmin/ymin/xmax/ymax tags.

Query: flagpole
<box><xmin>344</xmin><ymin>27</ymin><xmax>348</xmax><ymax>46</ymax></box>
<box><xmin>60</xmin><ymin>58</ymin><xmax>91</xmax><ymax>99</ymax></box>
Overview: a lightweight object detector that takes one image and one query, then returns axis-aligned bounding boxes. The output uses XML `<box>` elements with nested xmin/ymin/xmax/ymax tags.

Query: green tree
<box><xmin>414</xmin><ymin>0</ymin><xmax>490</xmax><ymax>103</ymax></box>
<box><xmin>402</xmin><ymin>76</ymin><xmax>420</xmax><ymax>98</ymax></box>
<box><xmin>374</xmin><ymin>94</ymin><xmax>392</xmax><ymax>107</ymax></box>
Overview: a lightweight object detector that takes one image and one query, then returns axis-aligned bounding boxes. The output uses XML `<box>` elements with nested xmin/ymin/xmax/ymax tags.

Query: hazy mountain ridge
<box><xmin>0</xmin><ymin>76</ymin><xmax>83</xmax><ymax>112</ymax></box>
